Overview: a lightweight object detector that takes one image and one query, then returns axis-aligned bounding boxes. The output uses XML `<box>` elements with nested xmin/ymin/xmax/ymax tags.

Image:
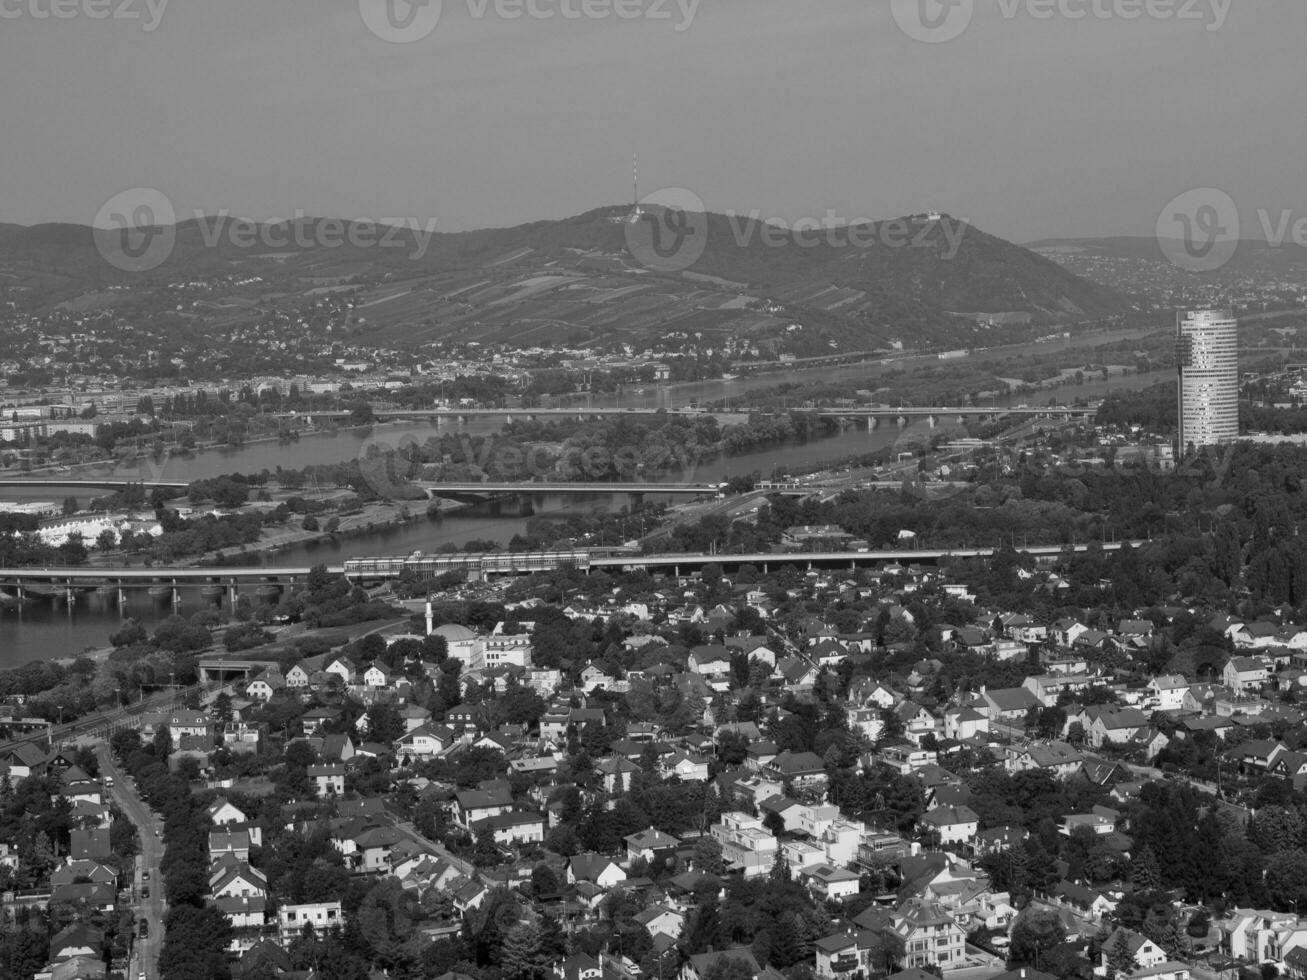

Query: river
<box><xmin>0</xmin><ymin>344</ymin><xmax>1168</xmax><ymax>666</ymax></box>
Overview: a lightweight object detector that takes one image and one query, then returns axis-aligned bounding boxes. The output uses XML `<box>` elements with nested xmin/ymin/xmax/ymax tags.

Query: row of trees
<box><xmin>109</xmin><ymin>728</ymin><xmax>233</xmax><ymax>980</ymax></box>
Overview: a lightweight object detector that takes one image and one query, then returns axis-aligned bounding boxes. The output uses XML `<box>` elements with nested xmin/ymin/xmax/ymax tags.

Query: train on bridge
<box><xmin>343</xmin><ymin>549</ymin><xmax>595</xmax><ymax>582</ymax></box>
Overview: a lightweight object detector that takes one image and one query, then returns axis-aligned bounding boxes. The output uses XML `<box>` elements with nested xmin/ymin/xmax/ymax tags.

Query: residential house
<box><xmin>455</xmin><ymin>781</ymin><xmax>515</xmax><ymax>827</ymax></box>
<box><xmin>470</xmin><ymin>811</ymin><xmax>546</xmax><ymax>846</ymax></box>
<box><xmin>278</xmin><ymin>901</ymin><xmax>342</xmax><ymax>944</ymax></box>
<box><xmin>633</xmin><ymin>904</ymin><xmax>685</xmax><ymax>940</ymax></box>
<box><xmin>308</xmin><ymin>763</ymin><xmax>346</xmax><ymax>797</ymax></box>
<box><xmin>1146</xmin><ymin>675</ymin><xmax>1190</xmax><ymax>711</ymax></box>
<box><xmin>918</xmin><ymin>805</ymin><xmax>979</xmax><ymax>847</ymax></box>
<box><xmin>712</xmin><ymin>811</ymin><xmax>779</xmax><ymax>878</ymax></box>
<box><xmin>1101</xmin><ymin>929</ymin><xmax>1167</xmax><ymax>972</ymax></box>
<box><xmin>626</xmin><ymin>828</ymin><xmax>680</xmax><ymax>866</ymax></box>
<box><xmin>568</xmin><ymin>853</ymin><xmax>627</xmax><ymax>888</ymax></box>
<box><xmin>800</xmin><ymin>863</ymin><xmax>861</xmax><ymax>901</ymax></box>
<box><xmin>1224</xmin><ymin>657</ymin><xmax>1271</xmax><ymax>693</ymax></box>
<box><xmin>680</xmin><ymin>949</ymin><xmax>761</xmax><ymax>980</ymax></box>
<box><xmin>168</xmin><ymin>710</ymin><xmax>211</xmax><ymax>741</ymax></box>
<box><xmin>767</xmin><ymin>751</ymin><xmax>828</xmax><ymax>789</ymax></box>
<box><xmin>981</xmin><ymin>687</ymin><xmax>1042</xmax><ymax>722</ymax></box>
<box><xmin>892</xmin><ymin>899</ymin><xmax>967</xmax><ymax>969</ymax></box>
<box><xmin>394</xmin><ymin>723</ymin><xmax>453</xmax><ymax>762</ymax></box>
<box><xmin>246</xmin><ymin>670</ymin><xmax>285</xmax><ymax>701</ymax></box>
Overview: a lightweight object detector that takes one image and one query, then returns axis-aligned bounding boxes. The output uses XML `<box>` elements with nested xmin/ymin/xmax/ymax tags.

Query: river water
<box><xmin>0</xmin><ymin>342</ymin><xmax>1167</xmax><ymax>666</ymax></box>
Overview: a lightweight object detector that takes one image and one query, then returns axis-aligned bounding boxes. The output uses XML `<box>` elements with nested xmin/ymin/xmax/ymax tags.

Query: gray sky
<box><xmin>0</xmin><ymin>0</ymin><xmax>1300</xmax><ymax>242</ymax></box>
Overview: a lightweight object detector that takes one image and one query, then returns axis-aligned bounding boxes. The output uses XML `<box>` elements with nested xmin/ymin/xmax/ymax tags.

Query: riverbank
<box><xmin>0</xmin><ymin>421</ymin><xmax>383</xmax><ymax>483</ymax></box>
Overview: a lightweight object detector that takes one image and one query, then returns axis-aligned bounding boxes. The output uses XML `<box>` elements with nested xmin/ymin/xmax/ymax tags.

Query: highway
<box><xmin>98</xmin><ymin>744</ymin><xmax>166</xmax><ymax>980</ymax></box>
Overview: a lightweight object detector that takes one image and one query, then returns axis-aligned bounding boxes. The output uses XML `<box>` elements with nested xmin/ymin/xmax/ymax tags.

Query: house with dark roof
<box><xmin>1048</xmin><ymin>879</ymin><xmax>1116</xmax><ymax>918</ymax></box>
<box><xmin>454</xmin><ymin>780</ymin><xmax>514</xmax><ymax>826</ymax></box>
<box><xmin>49</xmin><ymin>923</ymin><xmax>104</xmax><ymax>964</ymax></box>
<box><xmin>1006</xmin><ymin>741</ymin><xmax>1083</xmax><ymax>778</ymax></box>
<box><xmin>596</xmin><ymin>756</ymin><xmax>640</xmax><ymax>793</ymax></box>
<box><xmin>554</xmin><ymin>953</ymin><xmax>603</xmax><ymax>980</ymax></box>
<box><xmin>567</xmin><ymin>853</ymin><xmax>626</xmax><ymax>888</ymax></box>
<box><xmin>633</xmin><ymin>903</ymin><xmax>685</xmax><ymax>939</ymax></box>
<box><xmin>974</xmin><ymin>825</ymin><xmax>1027</xmax><ymax>856</ymax></box>
<box><xmin>891</xmin><ymin>899</ymin><xmax>967</xmax><ymax>969</ymax></box>
<box><xmin>50</xmin><ymin>880</ymin><xmax>116</xmax><ymax>913</ymax></box>
<box><xmin>470</xmin><ymin>810</ymin><xmax>546</xmax><ymax>846</ymax></box>
<box><xmin>626</xmin><ymin>827</ymin><xmax>679</xmax><ymax>866</ymax></box>
<box><xmin>68</xmin><ymin>828</ymin><xmax>111</xmax><ymax>862</ymax></box>
<box><xmin>1099</xmin><ymin>929</ymin><xmax>1167</xmax><ymax>972</ymax></box>
<box><xmin>680</xmin><ymin>948</ymin><xmax>761</xmax><ymax>980</ymax></box>
<box><xmin>1076</xmin><ymin>706</ymin><xmax>1149</xmax><ymax>748</ymax></box>
<box><xmin>308</xmin><ymin>763</ymin><xmax>345</xmax><ymax>797</ymax></box>
<box><xmin>1</xmin><ymin>743</ymin><xmax>48</xmax><ymax>781</ymax></box>
<box><xmin>814</xmin><ymin>928</ymin><xmax>903</xmax><ymax>980</ymax></box>
<box><xmin>1224</xmin><ymin>656</ymin><xmax>1271</xmax><ymax>692</ymax></box>
<box><xmin>766</xmin><ymin>750</ymin><xmax>827</xmax><ymax>787</ymax></box>
<box><xmin>800</xmin><ymin>863</ymin><xmax>861</xmax><ymax>901</ymax></box>
<box><xmin>918</xmin><ymin>805</ymin><xmax>979</xmax><ymax>846</ymax></box>
<box><xmin>980</xmin><ymin>686</ymin><xmax>1042</xmax><ymax>722</ymax></box>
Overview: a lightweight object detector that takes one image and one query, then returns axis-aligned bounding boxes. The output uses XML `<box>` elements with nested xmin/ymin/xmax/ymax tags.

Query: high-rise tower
<box><xmin>1175</xmin><ymin>309</ymin><xmax>1239</xmax><ymax>450</ymax></box>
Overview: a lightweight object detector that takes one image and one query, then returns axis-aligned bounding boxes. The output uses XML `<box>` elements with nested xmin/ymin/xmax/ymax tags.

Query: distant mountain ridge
<box><xmin>1028</xmin><ymin>234</ymin><xmax>1307</xmax><ymax>274</ymax></box>
<box><xmin>0</xmin><ymin>206</ymin><xmax>1135</xmax><ymax>352</ymax></box>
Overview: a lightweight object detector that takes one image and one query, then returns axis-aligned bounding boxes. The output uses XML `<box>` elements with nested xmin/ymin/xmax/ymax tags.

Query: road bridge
<box><xmin>340</xmin><ymin>541</ymin><xmax>1140</xmax><ymax>582</ymax></box>
<box><xmin>0</xmin><ymin>565</ymin><xmax>325</xmax><ymax>608</ymax></box>
<box><xmin>279</xmin><ymin>404</ymin><xmax>1094</xmax><ymax>425</ymax></box>
<box><xmin>0</xmin><ymin>539</ymin><xmax>1141</xmax><ymax>599</ymax></box>
<box><xmin>0</xmin><ymin>479</ymin><xmax>189</xmax><ymax>492</ymax></box>
<box><xmin>414</xmin><ymin>480</ymin><xmax>801</xmax><ymax>506</ymax></box>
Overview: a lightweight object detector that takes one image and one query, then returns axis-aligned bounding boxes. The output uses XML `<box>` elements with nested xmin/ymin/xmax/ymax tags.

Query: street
<box><xmin>97</xmin><ymin>743</ymin><xmax>166</xmax><ymax>980</ymax></box>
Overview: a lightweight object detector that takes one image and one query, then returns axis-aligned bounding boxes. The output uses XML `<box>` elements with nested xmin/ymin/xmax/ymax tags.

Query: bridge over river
<box><xmin>0</xmin><ymin>541</ymin><xmax>1136</xmax><ymax>606</ymax></box>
